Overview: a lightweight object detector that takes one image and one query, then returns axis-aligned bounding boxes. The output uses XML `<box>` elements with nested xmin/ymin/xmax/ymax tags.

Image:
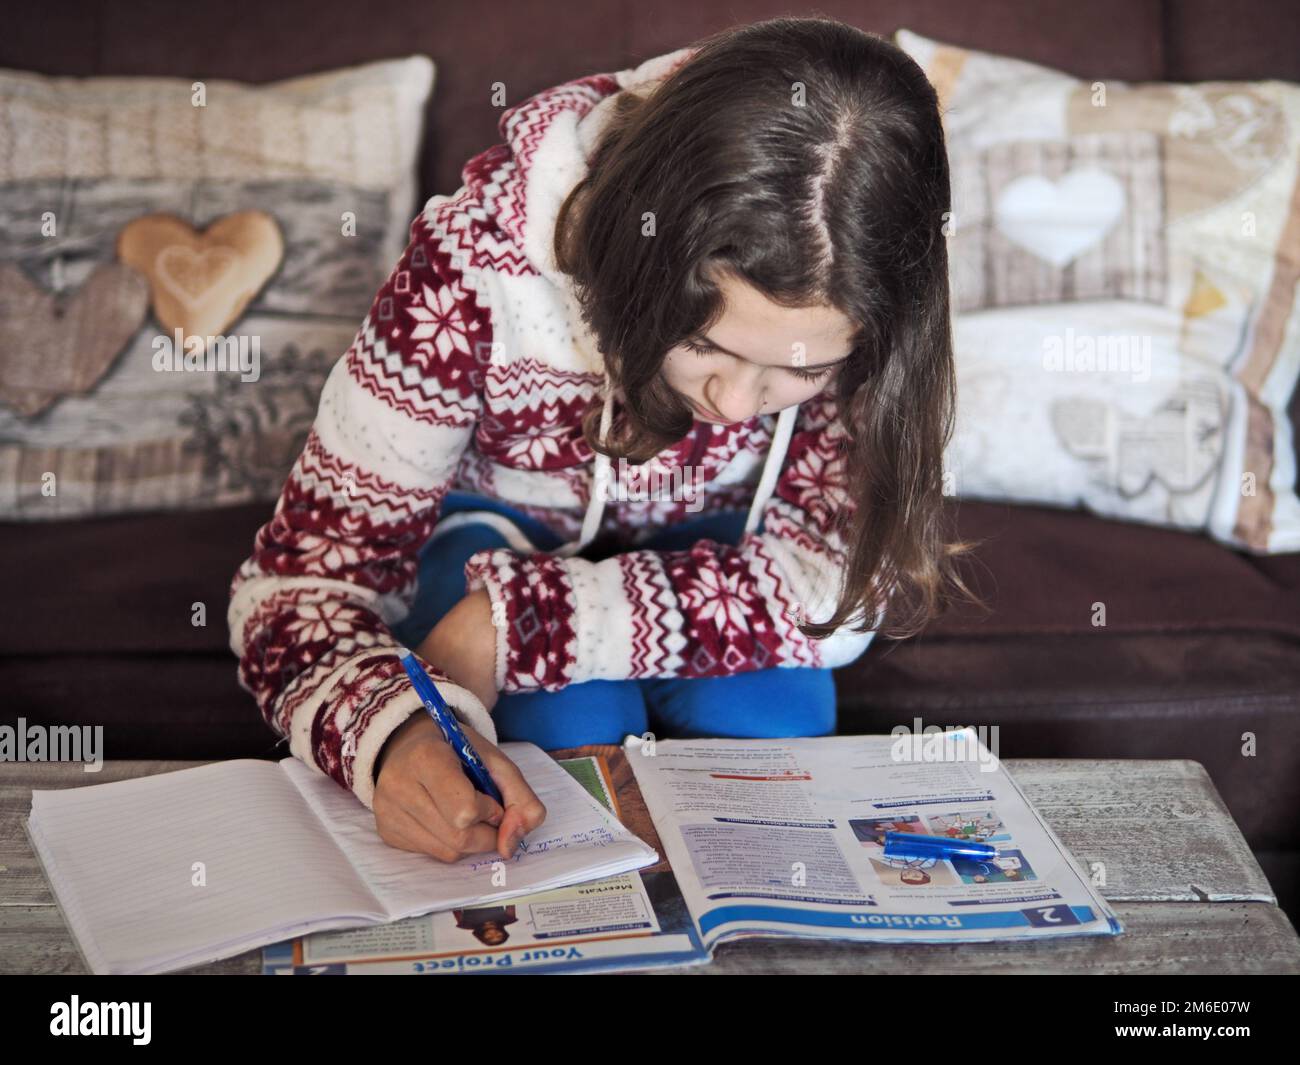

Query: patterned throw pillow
<box><xmin>896</xmin><ymin>28</ymin><xmax>1300</xmax><ymax>552</ymax></box>
<box><xmin>0</xmin><ymin>57</ymin><xmax>434</xmax><ymax>519</ymax></box>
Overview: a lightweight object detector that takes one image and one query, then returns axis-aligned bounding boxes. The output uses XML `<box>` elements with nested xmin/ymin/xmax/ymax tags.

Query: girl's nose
<box><xmin>705</xmin><ymin>373</ymin><xmax>763</xmax><ymax>424</ymax></box>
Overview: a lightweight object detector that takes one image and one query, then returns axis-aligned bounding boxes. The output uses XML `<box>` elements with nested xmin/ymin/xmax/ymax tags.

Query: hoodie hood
<box><xmin>486</xmin><ymin>48</ymin><xmax>801</xmax><ymax>558</ymax></box>
<box><xmin>493</xmin><ymin>46</ymin><xmax>699</xmax><ymax>287</ymax></box>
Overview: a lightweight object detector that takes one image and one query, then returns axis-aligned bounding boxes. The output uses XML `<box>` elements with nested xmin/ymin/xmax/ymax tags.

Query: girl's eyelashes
<box><xmin>683</xmin><ymin>338</ymin><xmax>835</xmax><ymax>383</ymax></box>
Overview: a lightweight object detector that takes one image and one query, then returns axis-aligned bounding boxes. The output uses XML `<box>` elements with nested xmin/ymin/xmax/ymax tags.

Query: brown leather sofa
<box><xmin>3</xmin><ymin>0</ymin><xmax>1298</xmax><ymax>921</ymax></box>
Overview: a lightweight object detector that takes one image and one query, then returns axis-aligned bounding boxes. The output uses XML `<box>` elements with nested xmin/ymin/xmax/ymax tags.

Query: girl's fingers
<box><xmin>466</xmin><ymin>735</ymin><xmax>548</xmax><ymax>858</ymax></box>
<box><xmin>388</xmin><ymin>738</ymin><xmax>503</xmax><ymax>858</ymax></box>
<box><xmin>403</xmin><ymin>783</ymin><xmax>502</xmax><ymax>859</ymax></box>
<box><xmin>380</xmin><ymin>799</ymin><xmax>471</xmax><ymax>862</ymax></box>
<box><xmin>421</xmin><ymin>726</ymin><xmax>506</xmax><ymax>825</ymax></box>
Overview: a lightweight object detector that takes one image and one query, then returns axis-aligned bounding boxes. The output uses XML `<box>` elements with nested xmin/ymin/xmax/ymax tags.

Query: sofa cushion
<box><xmin>923</xmin><ymin>499</ymin><xmax>1300</xmax><ymax>639</ymax></box>
<box><xmin>4</xmin><ymin>494</ymin><xmax>1297</xmax><ymax>656</ymax></box>
<box><xmin>0</xmin><ymin>502</ymin><xmax>269</xmax><ymax>657</ymax></box>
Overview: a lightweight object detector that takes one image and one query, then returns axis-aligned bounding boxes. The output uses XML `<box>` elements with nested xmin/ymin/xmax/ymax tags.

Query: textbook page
<box><xmin>624</xmin><ymin>732</ymin><xmax>1122</xmax><ymax>949</ymax></box>
<box><xmin>281</xmin><ymin>743</ymin><xmax>659</xmax><ymax>921</ymax></box>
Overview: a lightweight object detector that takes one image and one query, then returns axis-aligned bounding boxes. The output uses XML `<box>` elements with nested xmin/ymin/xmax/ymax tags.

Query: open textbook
<box><xmin>26</xmin><ymin>744</ymin><xmax>658</xmax><ymax>975</ymax></box>
<box><xmin>264</xmin><ymin>731</ymin><xmax>1120</xmax><ymax>974</ymax></box>
<box><xmin>626</xmin><ymin>731</ymin><xmax>1122</xmax><ymax>949</ymax></box>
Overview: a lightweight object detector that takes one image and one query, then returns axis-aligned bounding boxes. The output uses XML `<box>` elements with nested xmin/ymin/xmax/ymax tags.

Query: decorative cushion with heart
<box><xmin>896</xmin><ymin>27</ymin><xmax>1300</xmax><ymax>553</ymax></box>
<box><xmin>0</xmin><ymin>56</ymin><xmax>435</xmax><ymax>520</ymax></box>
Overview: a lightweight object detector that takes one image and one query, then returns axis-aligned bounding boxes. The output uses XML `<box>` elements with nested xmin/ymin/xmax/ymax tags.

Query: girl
<box><xmin>229</xmin><ymin>17</ymin><xmax>978</xmax><ymax>864</ymax></box>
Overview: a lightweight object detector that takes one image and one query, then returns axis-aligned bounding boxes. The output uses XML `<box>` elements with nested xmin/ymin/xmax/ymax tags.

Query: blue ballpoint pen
<box><xmin>882</xmin><ymin>831</ymin><xmax>998</xmax><ymax>862</ymax></box>
<box><xmin>396</xmin><ymin>649</ymin><xmax>504</xmax><ymax>807</ymax></box>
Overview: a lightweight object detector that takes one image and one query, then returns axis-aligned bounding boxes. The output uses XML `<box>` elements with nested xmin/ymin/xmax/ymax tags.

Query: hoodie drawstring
<box><xmin>743</xmin><ymin>402</ymin><xmax>799</xmax><ymax>536</ymax></box>
<box><xmin>551</xmin><ymin>379</ymin><xmax>616</xmax><ymax>559</ymax></box>
<box><xmin>550</xmin><ymin>385</ymin><xmax>800</xmax><ymax>557</ymax></box>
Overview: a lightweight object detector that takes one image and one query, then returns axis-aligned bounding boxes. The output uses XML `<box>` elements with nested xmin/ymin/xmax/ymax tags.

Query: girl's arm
<box><xmin>463</xmin><ymin>396</ymin><xmax>880</xmax><ymax>694</ymax></box>
<box><xmin>227</xmin><ymin>201</ymin><xmax>495</xmax><ymax>811</ymax></box>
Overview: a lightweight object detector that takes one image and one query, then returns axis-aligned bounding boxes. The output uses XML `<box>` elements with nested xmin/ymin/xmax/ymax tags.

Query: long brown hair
<box><xmin>554</xmin><ymin>16</ymin><xmax>987</xmax><ymax>641</ymax></box>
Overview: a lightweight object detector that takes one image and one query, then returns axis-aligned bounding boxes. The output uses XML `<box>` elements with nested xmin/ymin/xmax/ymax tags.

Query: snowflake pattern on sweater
<box><xmin>228</xmin><ymin>47</ymin><xmax>878</xmax><ymax>810</ymax></box>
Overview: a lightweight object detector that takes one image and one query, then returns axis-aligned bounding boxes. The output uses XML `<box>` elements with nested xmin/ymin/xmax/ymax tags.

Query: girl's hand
<box><xmin>373</xmin><ymin>715</ymin><xmax>547</xmax><ymax>862</ymax></box>
<box><xmin>416</xmin><ymin>588</ymin><xmax>499</xmax><ymax>713</ymax></box>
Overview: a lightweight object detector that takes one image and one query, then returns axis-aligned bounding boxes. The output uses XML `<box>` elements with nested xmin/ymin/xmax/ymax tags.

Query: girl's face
<box><xmin>661</xmin><ymin>269</ymin><xmax>856</xmax><ymax>425</ymax></box>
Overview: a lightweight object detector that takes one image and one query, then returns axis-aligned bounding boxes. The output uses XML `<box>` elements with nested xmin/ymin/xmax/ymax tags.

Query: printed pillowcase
<box><xmin>894</xmin><ymin>28</ymin><xmax>1300</xmax><ymax>552</ymax></box>
<box><xmin>0</xmin><ymin>57</ymin><xmax>434</xmax><ymax>519</ymax></box>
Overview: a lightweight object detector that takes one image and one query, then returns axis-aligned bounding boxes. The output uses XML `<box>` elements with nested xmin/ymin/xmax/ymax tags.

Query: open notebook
<box><xmin>26</xmin><ymin>743</ymin><xmax>658</xmax><ymax>974</ymax></box>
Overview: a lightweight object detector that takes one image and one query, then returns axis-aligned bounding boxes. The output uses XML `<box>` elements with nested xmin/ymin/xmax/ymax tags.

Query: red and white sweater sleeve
<box><xmin>463</xmin><ymin>402</ymin><xmax>879</xmax><ymax>692</ymax></box>
<box><xmin>227</xmin><ymin>206</ymin><xmax>495</xmax><ymax>810</ymax></box>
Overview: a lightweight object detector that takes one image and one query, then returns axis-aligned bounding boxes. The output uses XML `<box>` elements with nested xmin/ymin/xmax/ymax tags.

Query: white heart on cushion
<box><xmin>994</xmin><ymin>169</ymin><xmax>1126</xmax><ymax>267</ymax></box>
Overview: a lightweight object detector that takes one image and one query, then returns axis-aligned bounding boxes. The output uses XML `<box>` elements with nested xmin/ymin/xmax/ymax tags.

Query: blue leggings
<box><xmin>391</xmin><ymin>490</ymin><xmax>836</xmax><ymax>748</ymax></box>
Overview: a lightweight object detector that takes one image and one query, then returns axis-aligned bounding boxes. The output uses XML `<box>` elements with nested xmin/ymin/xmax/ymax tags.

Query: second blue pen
<box><xmin>882</xmin><ymin>831</ymin><xmax>998</xmax><ymax>862</ymax></box>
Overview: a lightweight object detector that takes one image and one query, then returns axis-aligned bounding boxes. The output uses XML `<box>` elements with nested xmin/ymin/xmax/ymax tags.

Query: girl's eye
<box><xmin>683</xmin><ymin>337</ymin><xmax>837</xmax><ymax>382</ymax></box>
<box><xmin>789</xmin><ymin>365</ymin><xmax>834</xmax><ymax>383</ymax></box>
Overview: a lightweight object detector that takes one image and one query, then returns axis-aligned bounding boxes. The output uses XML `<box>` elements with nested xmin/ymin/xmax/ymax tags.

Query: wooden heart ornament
<box><xmin>116</xmin><ymin>210</ymin><xmax>284</xmax><ymax>338</ymax></box>
<box><xmin>0</xmin><ymin>262</ymin><xmax>149</xmax><ymax>417</ymax></box>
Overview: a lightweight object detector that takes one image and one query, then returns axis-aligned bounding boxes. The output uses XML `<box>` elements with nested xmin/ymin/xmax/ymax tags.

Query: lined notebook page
<box><xmin>28</xmin><ymin>760</ymin><xmax>381</xmax><ymax>974</ymax></box>
<box><xmin>283</xmin><ymin>743</ymin><xmax>659</xmax><ymax>918</ymax></box>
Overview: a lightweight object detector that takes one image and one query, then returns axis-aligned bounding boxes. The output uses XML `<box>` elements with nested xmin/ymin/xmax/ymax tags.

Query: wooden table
<box><xmin>4</xmin><ymin>749</ymin><xmax>1299</xmax><ymax>974</ymax></box>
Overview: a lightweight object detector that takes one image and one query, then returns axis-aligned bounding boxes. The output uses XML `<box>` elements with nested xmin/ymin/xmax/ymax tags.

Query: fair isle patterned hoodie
<box><xmin>228</xmin><ymin>46</ymin><xmax>877</xmax><ymax>810</ymax></box>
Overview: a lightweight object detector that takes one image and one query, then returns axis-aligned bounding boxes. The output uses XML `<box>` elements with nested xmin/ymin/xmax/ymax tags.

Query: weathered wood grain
<box><xmin>1004</xmin><ymin>759</ymin><xmax>1276</xmax><ymax>903</ymax></box>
